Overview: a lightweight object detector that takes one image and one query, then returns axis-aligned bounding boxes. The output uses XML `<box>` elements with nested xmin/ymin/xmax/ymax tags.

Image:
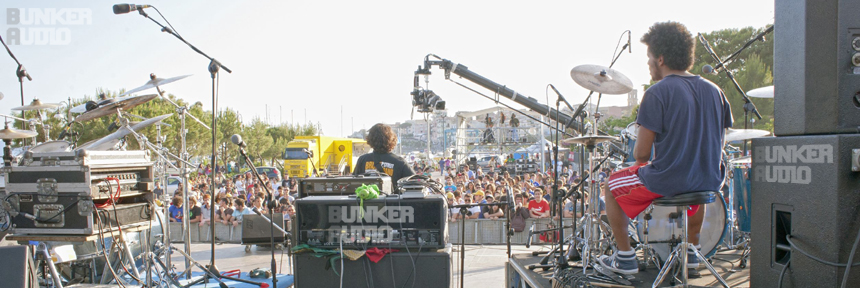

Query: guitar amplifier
<box><xmin>293</xmin><ymin>194</ymin><xmax>448</xmax><ymax>249</ymax></box>
<box><xmin>298</xmin><ymin>174</ymin><xmax>391</xmax><ymax>198</ymax></box>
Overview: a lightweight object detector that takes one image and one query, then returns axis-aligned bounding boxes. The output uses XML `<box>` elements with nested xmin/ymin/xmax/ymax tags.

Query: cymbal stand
<box><xmin>151</xmin><ymin>83</ymin><xmax>211</xmax><ymax>276</ymax></box>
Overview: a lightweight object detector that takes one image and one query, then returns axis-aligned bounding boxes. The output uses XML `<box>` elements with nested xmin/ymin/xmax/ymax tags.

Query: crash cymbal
<box><xmin>0</xmin><ymin>126</ymin><xmax>38</xmax><ymax>139</ymax></box>
<box><xmin>11</xmin><ymin>99</ymin><xmax>61</xmax><ymax>111</ymax></box>
<box><xmin>747</xmin><ymin>85</ymin><xmax>774</xmax><ymax>99</ymax></box>
<box><xmin>120</xmin><ymin>74</ymin><xmax>192</xmax><ymax>96</ymax></box>
<box><xmin>570</xmin><ymin>65</ymin><xmax>634</xmax><ymax>95</ymax></box>
<box><xmin>69</xmin><ymin>103</ymin><xmax>87</xmax><ymax>114</ymax></box>
<box><xmin>80</xmin><ymin>113</ymin><xmax>172</xmax><ymax>150</ymax></box>
<box><xmin>562</xmin><ymin>135</ymin><xmax>619</xmax><ymax>146</ymax></box>
<box><xmin>0</xmin><ymin>113</ymin><xmax>27</xmax><ymax>122</ymax></box>
<box><xmin>74</xmin><ymin>94</ymin><xmax>158</xmax><ymax>122</ymax></box>
<box><xmin>725</xmin><ymin>128</ymin><xmax>770</xmax><ymax>142</ymax></box>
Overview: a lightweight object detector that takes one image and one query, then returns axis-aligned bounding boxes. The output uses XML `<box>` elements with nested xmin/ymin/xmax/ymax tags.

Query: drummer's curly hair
<box><xmin>366</xmin><ymin>123</ymin><xmax>397</xmax><ymax>153</ymax></box>
<box><xmin>641</xmin><ymin>21</ymin><xmax>695</xmax><ymax>71</ymax></box>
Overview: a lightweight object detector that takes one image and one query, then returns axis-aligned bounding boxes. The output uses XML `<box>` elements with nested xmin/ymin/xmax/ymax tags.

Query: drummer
<box><xmin>597</xmin><ymin>21</ymin><xmax>733</xmax><ymax>275</ymax></box>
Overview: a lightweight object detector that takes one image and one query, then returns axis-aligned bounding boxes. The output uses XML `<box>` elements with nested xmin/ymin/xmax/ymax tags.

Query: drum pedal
<box><xmin>593</xmin><ymin>264</ymin><xmax>633</xmax><ymax>286</ymax></box>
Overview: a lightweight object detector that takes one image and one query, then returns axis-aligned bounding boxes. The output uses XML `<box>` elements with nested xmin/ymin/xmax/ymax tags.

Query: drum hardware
<box><xmin>0</xmin><ymin>122</ymin><xmax>39</xmax><ymax>167</ymax></box>
<box><xmin>632</xmin><ymin>208</ymin><xmax>663</xmax><ymax>271</ymax></box>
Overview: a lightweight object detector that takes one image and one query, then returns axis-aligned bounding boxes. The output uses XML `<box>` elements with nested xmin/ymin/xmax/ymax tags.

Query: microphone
<box><xmin>231</xmin><ymin>134</ymin><xmax>246</xmax><ymax>148</ymax></box>
<box><xmin>702</xmin><ymin>64</ymin><xmax>716</xmax><ymax>75</ymax></box>
<box><xmin>627</xmin><ymin>31</ymin><xmax>632</xmax><ymax>53</ymax></box>
<box><xmin>112</xmin><ymin>4</ymin><xmax>152</xmax><ymax>15</ymax></box>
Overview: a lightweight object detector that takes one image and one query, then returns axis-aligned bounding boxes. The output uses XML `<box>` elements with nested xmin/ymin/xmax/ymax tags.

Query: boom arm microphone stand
<box><xmin>233</xmin><ymin>135</ymin><xmax>280</xmax><ymax>288</ymax></box>
<box><xmin>130</xmin><ymin>7</ymin><xmax>232</xmax><ymax>282</ymax></box>
<box><xmin>698</xmin><ymin>28</ymin><xmax>771</xmax><ymax>154</ymax></box>
<box><xmin>0</xmin><ymin>35</ymin><xmax>32</xmax><ymax>132</ymax></box>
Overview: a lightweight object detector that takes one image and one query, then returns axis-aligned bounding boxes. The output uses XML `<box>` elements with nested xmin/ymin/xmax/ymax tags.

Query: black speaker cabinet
<box><xmin>751</xmin><ymin>135</ymin><xmax>860</xmax><ymax>287</ymax></box>
<box><xmin>774</xmin><ymin>0</ymin><xmax>860</xmax><ymax>135</ymax></box>
<box><xmin>241</xmin><ymin>213</ymin><xmax>286</xmax><ymax>244</ymax></box>
<box><xmin>294</xmin><ymin>250</ymin><xmax>451</xmax><ymax>288</ymax></box>
<box><xmin>0</xmin><ymin>246</ymin><xmax>38</xmax><ymax>288</ymax></box>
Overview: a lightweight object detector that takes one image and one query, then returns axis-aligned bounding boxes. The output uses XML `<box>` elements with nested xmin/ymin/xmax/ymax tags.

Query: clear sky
<box><xmin>0</xmin><ymin>0</ymin><xmax>774</xmax><ymax>137</ymax></box>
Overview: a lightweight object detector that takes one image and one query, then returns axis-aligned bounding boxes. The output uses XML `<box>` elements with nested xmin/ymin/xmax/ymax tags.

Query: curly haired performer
<box><xmin>597</xmin><ymin>21</ymin><xmax>733</xmax><ymax>275</ymax></box>
<box><xmin>353</xmin><ymin>123</ymin><xmax>415</xmax><ymax>192</ymax></box>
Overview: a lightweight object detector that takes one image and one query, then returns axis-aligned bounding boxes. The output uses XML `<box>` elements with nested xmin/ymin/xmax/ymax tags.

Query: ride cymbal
<box><xmin>562</xmin><ymin>135</ymin><xmax>619</xmax><ymax>146</ymax></box>
<box><xmin>725</xmin><ymin>128</ymin><xmax>770</xmax><ymax>142</ymax></box>
<box><xmin>746</xmin><ymin>86</ymin><xmax>774</xmax><ymax>99</ymax></box>
<box><xmin>74</xmin><ymin>94</ymin><xmax>158</xmax><ymax>122</ymax></box>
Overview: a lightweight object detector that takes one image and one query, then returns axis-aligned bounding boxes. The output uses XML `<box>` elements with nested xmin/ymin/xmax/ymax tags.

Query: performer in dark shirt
<box><xmin>353</xmin><ymin>123</ymin><xmax>415</xmax><ymax>192</ymax></box>
<box><xmin>597</xmin><ymin>21</ymin><xmax>732</xmax><ymax>275</ymax></box>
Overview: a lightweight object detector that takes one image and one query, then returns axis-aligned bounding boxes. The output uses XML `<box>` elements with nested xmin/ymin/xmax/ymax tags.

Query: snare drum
<box><xmin>730</xmin><ymin>156</ymin><xmax>752</xmax><ymax>233</ymax></box>
<box><xmin>636</xmin><ymin>195</ymin><xmax>727</xmax><ymax>260</ymax></box>
<box><xmin>29</xmin><ymin>140</ymin><xmax>72</xmax><ymax>153</ymax></box>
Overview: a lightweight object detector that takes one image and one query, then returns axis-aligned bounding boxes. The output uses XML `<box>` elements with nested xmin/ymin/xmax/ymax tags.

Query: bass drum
<box><xmin>29</xmin><ymin>140</ymin><xmax>72</xmax><ymax>153</ymax></box>
<box><xmin>636</xmin><ymin>195</ymin><xmax>727</xmax><ymax>260</ymax></box>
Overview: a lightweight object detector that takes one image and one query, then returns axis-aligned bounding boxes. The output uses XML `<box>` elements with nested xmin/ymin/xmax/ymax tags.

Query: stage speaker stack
<box><xmin>752</xmin><ymin>0</ymin><xmax>860</xmax><ymax>286</ymax></box>
<box><xmin>0</xmin><ymin>246</ymin><xmax>38</xmax><ymax>288</ymax></box>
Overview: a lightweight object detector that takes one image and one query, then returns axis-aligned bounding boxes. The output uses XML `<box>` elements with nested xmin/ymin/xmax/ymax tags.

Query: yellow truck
<box><xmin>283</xmin><ymin>135</ymin><xmax>371</xmax><ymax>178</ymax></box>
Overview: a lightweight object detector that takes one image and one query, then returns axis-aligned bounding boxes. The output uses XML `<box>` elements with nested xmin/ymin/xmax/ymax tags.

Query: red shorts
<box><xmin>608</xmin><ymin>165</ymin><xmax>700</xmax><ymax>219</ymax></box>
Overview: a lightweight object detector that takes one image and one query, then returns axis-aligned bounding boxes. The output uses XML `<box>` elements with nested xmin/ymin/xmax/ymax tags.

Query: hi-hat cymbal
<box><xmin>725</xmin><ymin>128</ymin><xmax>770</xmax><ymax>142</ymax></box>
<box><xmin>80</xmin><ymin>113</ymin><xmax>173</xmax><ymax>150</ymax></box>
<box><xmin>120</xmin><ymin>74</ymin><xmax>192</xmax><ymax>96</ymax></box>
<box><xmin>746</xmin><ymin>86</ymin><xmax>774</xmax><ymax>99</ymax></box>
<box><xmin>0</xmin><ymin>126</ymin><xmax>38</xmax><ymax>139</ymax></box>
<box><xmin>570</xmin><ymin>65</ymin><xmax>634</xmax><ymax>95</ymax></box>
<box><xmin>11</xmin><ymin>99</ymin><xmax>61</xmax><ymax>111</ymax></box>
<box><xmin>562</xmin><ymin>135</ymin><xmax>619</xmax><ymax>146</ymax></box>
<box><xmin>74</xmin><ymin>94</ymin><xmax>158</xmax><ymax>122</ymax></box>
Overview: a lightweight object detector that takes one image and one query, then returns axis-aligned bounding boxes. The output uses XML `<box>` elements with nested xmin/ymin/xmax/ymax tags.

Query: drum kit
<box><xmin>529</xmin><ymin>61</ymin><xmax>774</xmax><ymax>285</ymax></box>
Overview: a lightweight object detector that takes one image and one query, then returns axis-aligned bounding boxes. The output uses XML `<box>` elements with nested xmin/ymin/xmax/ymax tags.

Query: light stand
<box><xmin>132</xmin><ymin>7</ymin><xmax>231</xmax><ymax>280</ymax></box>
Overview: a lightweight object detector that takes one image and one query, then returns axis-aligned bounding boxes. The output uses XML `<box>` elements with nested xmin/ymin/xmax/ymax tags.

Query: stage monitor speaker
<box><xmin>0</xmin><ymin>245</ymin><xmax>38</xmax><ymax>288</ymax></box>
<box><xmin>294</xmin><ymin>250</ymin><xmax>451</xmax><ymax>288</ymax></box>
<box><xmin>241</xmin><ymin>213</ymin><xmax>286</xmax><ymax>244</ymax></box>
<box><xmin>750</xmin><ymin>134</ymin><xmax>860</xmax><ymax>287</ymax></box>
<box><xmin>774</xmin><ymin>0</ymin><xmax>860</xmax><ymax>135</ymax></box>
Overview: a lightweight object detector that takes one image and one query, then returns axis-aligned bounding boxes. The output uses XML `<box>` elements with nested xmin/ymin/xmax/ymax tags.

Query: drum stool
<box><xmin>651</xmin><ymin>191</ymin><xmax>730</xmax><ymax>288</ymax></box>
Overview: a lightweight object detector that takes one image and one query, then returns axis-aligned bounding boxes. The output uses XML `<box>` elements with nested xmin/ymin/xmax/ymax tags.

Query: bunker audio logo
<box><xmin>753</xmin><ymin>144</ymin><xmax>833</xmax><ymax>184</ymax></box>
<box><xmin>6</xmin><ymin>8</ymin><xmax>91</xmax><ymax>45</ymax></box>
<box><xmin>324</xmin><ymin>205</ymin><xmax>415</xmax><ymax>244</ymax></box>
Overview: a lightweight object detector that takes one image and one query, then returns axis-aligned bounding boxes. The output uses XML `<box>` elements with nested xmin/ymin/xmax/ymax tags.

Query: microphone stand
<box><xmin>236</xmin><ymin>144</ymin><xmax>279</xmax><ymax>288</ymax></box>
<box><xmin>132</xmin><ymin>8</ymin><xmax>232</xmax><ymax>281</ymax></box>
<box><xmin>698</xmin><ymin>30</ymin><xmax>770</xmax><ymax>154</ymax></box>
<box><xmin>450</xmin><ymin>202</ymin><xmax>511</xmax><ymax>288</ymax></box>
<box><xmin>0</xmin><ymin>35</ymin><xmax>32</xmax><ymax>132</ymax></box>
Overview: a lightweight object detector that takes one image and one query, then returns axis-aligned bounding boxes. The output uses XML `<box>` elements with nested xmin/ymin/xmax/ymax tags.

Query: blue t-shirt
<box><xmin>636</xmin><ymin>74</ymin><xmax>733</xmax><ymax>196</ymax></box>
<box><xmin>169</xmin><ymin>205</ymin><xmax>183</xmax><ymax>222</ymax></box>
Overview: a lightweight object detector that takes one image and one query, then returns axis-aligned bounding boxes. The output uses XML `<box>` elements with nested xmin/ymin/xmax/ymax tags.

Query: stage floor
<box><xmin>51</xmin><ymin>242</ymin><xmax>750</xmax><ymax>288</ymax></box>
<box><xmin>509</xmin><ymin>248</ymin><xmax>751</xmax><ymax>288</ymax></box>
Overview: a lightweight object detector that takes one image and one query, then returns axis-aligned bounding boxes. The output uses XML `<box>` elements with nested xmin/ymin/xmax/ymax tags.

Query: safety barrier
<box><xmin>168</xmin><ymin>218</ymin><xmax>569</xmax><ymax>245</ymax></box>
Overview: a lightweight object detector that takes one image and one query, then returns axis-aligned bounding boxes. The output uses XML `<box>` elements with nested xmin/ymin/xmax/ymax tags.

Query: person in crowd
<box><xmin>231</xmin><ymin>199</ymin><xmax>254</xmax><ymax>227</ymax></box>
<box><xmin>169</xmin><ymin>196</ymin><xmax>183</xmax><ymax>222</ymax></box>
<box><xmin>353</xmin><ymin>123</ymin><xmax>415</xmax><ymax>191</ymax></box>
<box><xmin>447</xmin><ymin>193</ymin><xmax>461</xmax><ymax>222</ymax></box>
<box><xmin>187</xmin><ymin>196</ymin><xmax>202</xmax><ymax>224</ymax></box>
<box><xmin>216</xmin><ymin>197</ymin><xmax>234</xmax><ymax>224</ymax></box>
<box><xmin>199</xmin><ymin>194</ymin><xmax>213</xmax><ymax>226</ymax></box>
<box><xmin>528</xmin><ymin>189</ymin><xmax>551</xmax><ymax>218</ymax></box>
<box><xmin>482</xmin><ymin>196</ymin><xmax>504</xmax><ymax>220</ymax></box>
<box><xmin>463</xmin><ymin>196</ymin><xmax>481</xmax><ymax>219</ymax></box>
